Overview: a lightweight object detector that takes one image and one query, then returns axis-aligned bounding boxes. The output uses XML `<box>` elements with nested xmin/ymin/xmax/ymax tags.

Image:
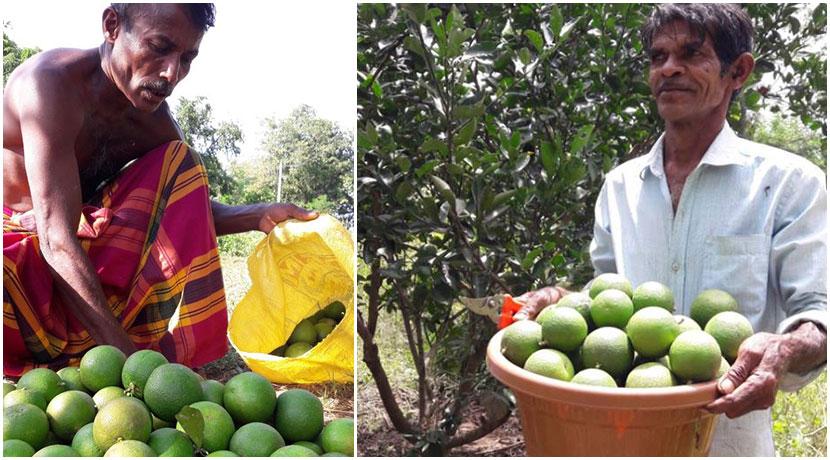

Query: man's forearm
<box><xmin>782</xmin><ymin>321</ymin><xmax>827</xmax><ymax>374</ymax></box>
<box><xmin>211</xmin><ymin>201</ymin><xmax>264</xmax><ymax>236</ymax></box>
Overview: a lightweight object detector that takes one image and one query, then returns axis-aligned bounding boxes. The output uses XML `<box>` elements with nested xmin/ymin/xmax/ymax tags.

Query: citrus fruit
<box><xmin>46</xmin><ymin>390</ymin><xmax>96</xmax><ymax>441</ymax></box>
<box><xmin>321</xmin><ymin>453</ymin><xmax>348</xmax><ymax>457</ymax></box>
<box><xmin>534</xmin><ymin>305</ymin><xmax>557</xmax><ymax>326</ymax></box>
<box><xmin>285</xmin><ymin>342</ymin><xmax>314</xmax><ymax>358</ymax></box>
<box><xmin>121</xmin><ymin>349</ymin><xmax>169</xmax><ymax>398</ymax></box>
<box><xmin>589</xmin><ymin>273</ymin><xmax>633</xmax><ymax>299</ymax></box>
<box><xmin>104</xmin><ymin>439</ymin><xmax>156</xmax><ymax>457</ymax></box>
<box><xmin>317</xmin><ymin>318</ymin><xmax>337</xmax><ymax>328</ymax></box>
<box><xmin>92</xmin><ymin>396</ymin><xmax>152</xmax><ymax>451</ymax></box>
<box><xmin>208</xmin><ymin>450</ymin><xmax>239</xmax><ymax>456</ymax></box>
<box><xmin>274</xmin><ymin>389</ymin><xmax>324</xmax><ymax>442</ymax></box>
<box><xmin>223</xmin><ymin>372</ymin><xmax>277</xmax><ymax>425</ymax></box>
<box><xmin>315</xmin><ymin>322</ymin><xmax>335</xmax><ymax>341</ymax></box>
<box><xmin>625</xmin><ymin>362</ymin><xmax>676</xmax><ymax>388</ymax></box>
<box><xmin>4</xmin><ymin>439</ymin><xmax>35</xmax><ymax>457</ymax></box>
<box><xmin>32</xmin><ymin>444</ymin><xmax>78</xmax><ymax>457</ymax></box>
<box><xmin>71</xmin><ymin>423</ymin><xmax>104</xmax><ymax>457</ymax></box>
<box><xmin>79</xmin><ymin>345</ymin><xmax>127</xmax><ymax>393</ymax></box>
<box><xmin>143</xmin><ymin>363</ymin><xmax>203</xmax><ymax>422</ymax></box>
<box><xmin>42</xmin><ymin>431</ymin><xmax>60</xmax><ymax>447</ymax></box>
<box><xmin>581</xmin><ymin>327</ymin><xmax>633</xmax><ymax>379</ymax></box>
<box><xmin>323</xmin><ymin>301</ymin><xmax>346</xmax><ymax>320</ymax></box>
<box><xmin>4</xmin><ymin>403</ymin><xmax>50</xmax><ymax>449</ymax></box>
<box><xmin>539</xmin><ymin>306</ymin><xmax>588</xmax><ymax>352</ymax></box>
<box><xmin>56</xmin><ymin>367</ymin><xmax>87</xmax><ymax>393</ymax></box>
<box><xmin>4</xmin><ymin>388</ymin><xmax>48</xmax><ymax>411</ymax></box>
<box><xmin>229</xmin><ymin>422</ymin><xmax>285</xmax><ymax>457</ymax></box>
<box><xmin>500</xmin><ymin>320</ymin><xmax>542</xmax><ymax>367</ymax></box>
<box><xmin>270</xmin><ymin>345</ymin><xmax>287</xmax><ymax>357</ymax></box>
<box><xmin>690</xmin><ymin>289</ymin><xmax>738</xmax><ymax>328</ymax></box>
<box><xmin>271</xmin><ymin>445</ymin><xmax>318</xmax><ymax>456</ymax></box>
<box><xmin>668</xmin><ymin>331</ymin><xmax>722</xmax><ymax>383</ymax></box>
<box><xmin>3</xmin><ymin>381</ymin><xmax>15</xmax><ymax>396</ymax></box>
<box><xmin>201</xmin><ymin>379</ymin><xmax>225</xmax><ymax>406</ymax></box>
<box><xmin>93</xmin><ymin>387</ymin><xmax>125</xmax><ymax>409</ymax></box>
<box><xmin>704</xmin><ymin>311</ymin><xmax>754</xmax><ymax>363</ymax></box>
<box><xmin>626</xmin><ymin>307</ymin><xmax>680</xmax><ymax>358</ymax></box>
<box><xmin>570</xmin><ymin>368</ymin><xmax>617</xmax><ymax>387</ymax></box>
<box><xmin>177</xmin><ymin>401</ymin><xmax>235</xmax><ymax>453</ymax></box>
<box><xmin>590</xmin><ymin>289</ymin><xmax>634</xmax><ymax>329</ymax></box>
<box><xmin>152</xmin><ymin>413</ymin><xmax>172</xmax><ymax>429</ymax></box>
<box><xmin>674</xmin><ymin>314</ymin><xmax>702</xmax><ymax>333</ymax></box>
<box><xmin>293</xmin><ymin>441</ymin><xmax>323</xmax><ymax>455</ymax></box>
<box><xmin>717</xmin><ymin>357</ymin><xmax>730</xmax><ymax>378</ymax></box>
<box><xmin>523</xmin><ymin>349</ymin><xmax>574</xmax><ymax>381</ymax></box>
<box><xmin>17</xmin><ymin>368</ymin><xmax>65</xmax><ymax>402</ymax></box>
<box><xmin>319</xmin><ymin>418</ymin><xmax>354</xmax><ymax>456</ymax></box>
<box><xmin>555</xmin><ymin>292</ymin><xmax>593</xmax><ymax>326</ymax></box>
<box><xmin>290</xmin><ymin>319</ymin><xmax>318</xmax><ymax>344</ymax></box>
<box><xmin>149</xmin><ymin>427</ymin><xmax>194</xmax><ymax>456</ymax></box>
<box><xmin>632</xmin><ymin>281</ymin><xmax>674</xmax><ymax>312</ymax></box>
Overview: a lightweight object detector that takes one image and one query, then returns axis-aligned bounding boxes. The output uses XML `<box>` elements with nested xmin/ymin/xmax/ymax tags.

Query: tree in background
<box><xmin>4</xmin><ymin>30</ymin><xmax>40</xmax><ymax>86</ymax></box>
<box><xmin>357</xmin><ymin>3</ymin><xmax>825</xmax><ymax>454</ymax></box>
<box><xmin>174</xmin><ymin>96</ymin><xmax>243</xmax><ymax>199</ymax></box>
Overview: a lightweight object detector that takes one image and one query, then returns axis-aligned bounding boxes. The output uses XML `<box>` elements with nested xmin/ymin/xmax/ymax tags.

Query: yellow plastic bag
<box><xmin>228</xmin><ymin>214</ymin><xmax>354</xmax><ymax>384</ymax></box>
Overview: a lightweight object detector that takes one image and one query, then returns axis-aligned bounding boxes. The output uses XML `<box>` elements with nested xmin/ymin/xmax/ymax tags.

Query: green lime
<box><xmin>668</xmin><ymin>331</ymin><xmax>722</xmax><ymax>383</ymax></box>
<box><xmin>315</xmin><ymin>322</ymin><xmax>335</xmax><ymax>341</ymax></box>
<box><xmin>632</xmin><ymin>281</ymin><xmax>674</xmax><ymax>312</ymax></box>
<box><xmin>149</xmin><ymin>427</ymin><xmax>194</xmax><ymax>457</ymax></box>
<box><xmin>177</xmin><ymin>401</ymin><xmax>235</xmax><ymax>453</ymax></box>
<box><xmin>92</xmin><ymin>396</ymin><xmax>152</xmax><ymax>451</ymax></box>
<box><xmin>79</xmin><ymin>346</ymin><xmax>127</xmax><ymax>393</ymax></box>
<box><xmin>4</xmin><ymin>403</ymin><xmax>50</xmax><ymax>449</ymax></box>
<box><xmin>323</xmin><ymin>301</ymin><xmax>346</xmax><ymax>320</ymax></box>
<box><xmin>56</xmin><ymin>367</ymin><xmax>87</xmax><ymax>393</ymax></box>
<box><xmin>4</xmin><ymin>439</ymin><xmax>35</xmax><ymax>457</ymax></box>
<box><xmin>229</xmin><ymin>422</ymin><xmax>285</xmax><ymax>457</ymax></box>
<box><xmin>71</xmin><ymin>422</ymin><xmax>104</xmax><ymax>457</ymax></box>
<box><xmin>626</xmin><ymin>307</ymin><xmax>680</xmax><ymax>358</ymax></box>
<box><xmin>625</xmin><ymin>362</ymin><xmax>676</xmax><ymax>388</ymax></box>
<box><xmin>289</xmin><ymin>319</ymin><xmax>318</xmax><ymax>344</ymax></box>
<box><xmin>122</xmin><ymin>349</ymin><xmax>169</xmax><ymax>398</ymax></box>
<box><xmin>207</xmin><ymin>450</ymin><xmax>239</xmax><ymax>456</ymax></box>
<box><xmin>589</xmin><ymin>273</ymin><xmax>633</xmax><ymax>299</ymax></box>
<box><xmin>523</xmin><ymin>349</ymin><xmax>574</xmax><ymax>381</ymax></box>
<box><xmin>319</xmin><ymin>418</ymin><xmax>353</xmax><ymax>456</ymax></box>
<box><xmin>223</xmin><ymin>372</ymin><xmax>277</xmax><ymax>425</ymax></box>
<box><xmin>581</xmin><ymin>327</ymin><xmax>633</xmax><ymax>379</ymax></box>
<box><xmin>32</xmin><ymin>444</ymin><xmax>78</xmax><ymax>457</ymax></box>
<box><xmin>104</xmin><ymin>439</ymin><xmax>156</xmax><ymax>457</ymax></box>
<box><xmin>274</xmin><ymin>389</ymin><xmax>324</xmax><ymax>442</ymax></box>
<box><xmin>46</xmin><ymin>390</ymin><xmax>96</xmax><ymax>441</ymax></box>
<box><xmin>143</xmin><ymin>364</ymin><xmax>203</xmax><ymax>422</ymax></box>
<box><xmin>570</xmin><ymin>368</ymin><xmax>617</xmax><ymax>387</ymax></box>
<box><xmin>4</xmin><ymin>388</ymin><xmax>48</xmax><ymax>411</ymax></box>
<box><xmin>590</xmin><ymin>289</ymin><xmax>634</xmax><ymax>329</ymax></box>
<box><xmin>201</xmin><ymin>379</ymin><xmax>225</xmax><ymax>406</ymax></box>
<box><xmin>293</xmin><ymin>441</ymin><xmax>324</xmax><ymax>455</ymax></box>
<box><xmin>555</xmin><ymin>292</ymin><xmax>594</xmax><ymax>327</ymax></box>
<box><xmin>3</xmin><ymin>381</ymin><xmax>15</xmax><ymax>396</ymax></box>
<box><xmin>539</xmin><ymin>307</ymin><xmax>588</xmax><ymax>352</ymax></box>
<box><xmin>285</xmin><ymin>342</ymin><xmax>314</xmax><ymax>358</ymax></box>
<box><xmin>704</xmin><ymin>311</ymin><xmax>754</xmax><ymax>363</ymax></box>
<box><xmin>500</xmin><ymin>320</ymin><xmax>542</xmax><ymax>367</ymax></box>
<box><xmin>17</xmin><ymin>368</ymin><xmax>65</xmax><ymax>402</ymax></box>
<box><xmin>271</xmin><ymin>445</ymin><xmax>318</xmax><ymax>456</ymax></box>
<box><xmin>690</xmin><ymin>289</ymin><xmax>738</xmax><ymax>329</ymax></box>
<box><xmin>93</xmin><ymin>387</ymin><xmax>125</xmax><ymax>409</ymax></box>
<box><xmin>674</xmin><ymin>314</ymin><xmax>702</xmax><ymax>334</ymax></box>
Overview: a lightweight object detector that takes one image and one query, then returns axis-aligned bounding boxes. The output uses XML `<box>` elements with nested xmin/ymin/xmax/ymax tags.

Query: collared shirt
<box><xmin>589</xmin><ymin>123</ymin><xmax>827</xmax><ymax>457</ymax></box>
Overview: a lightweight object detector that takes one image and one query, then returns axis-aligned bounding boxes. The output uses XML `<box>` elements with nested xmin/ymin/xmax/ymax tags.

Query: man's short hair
<box><xmin>641</xmin><ymin>3</ymin><xmax>754</xmax><ymax>75</ymax></box>
<box><xmin>110</xmin><ymin>3</ymin><xmax>216</xmax><ymax>33</ymax></box>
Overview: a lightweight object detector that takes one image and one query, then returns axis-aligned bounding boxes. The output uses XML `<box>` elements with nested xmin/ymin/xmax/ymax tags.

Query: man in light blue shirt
<box><xmin>516</xmin><ymin>4</ymin><xmax>826</xmax><ymax>456</ymax></box>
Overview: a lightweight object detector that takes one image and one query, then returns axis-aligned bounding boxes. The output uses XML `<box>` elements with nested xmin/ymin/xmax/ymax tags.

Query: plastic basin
<box><xmin>486</xmin><ymin>329</ymin><xmax>720</xmax><ymax>456</ymax></box>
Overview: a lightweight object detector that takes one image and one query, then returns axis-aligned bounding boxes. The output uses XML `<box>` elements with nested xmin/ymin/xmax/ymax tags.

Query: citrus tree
<box><xmin>357</xmin><ymin>3</ymin><xmax>825</xmax><ymax>454</ymax></box>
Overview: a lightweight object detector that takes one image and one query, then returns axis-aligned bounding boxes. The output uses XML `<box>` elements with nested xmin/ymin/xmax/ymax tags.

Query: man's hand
<box><xmin>512</xmin><ymin>286</ymin><xmax>569</xmax><ymax>321</ymax></box>
<box><xmin>257</xmin><ymin>203</ymin><xmax>319</xmax><ymax>234</ymax></box>
<box><xmin>706</xmin><ymin>322</ymin><xmax>827</xmax><ymax>418</ymax></box>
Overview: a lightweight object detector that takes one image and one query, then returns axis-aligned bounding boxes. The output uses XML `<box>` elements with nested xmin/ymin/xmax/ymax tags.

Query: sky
<box><xmin>2</xmin><ymin>1</ymin><xmax>357</xmax><ymax>161</ymax></box>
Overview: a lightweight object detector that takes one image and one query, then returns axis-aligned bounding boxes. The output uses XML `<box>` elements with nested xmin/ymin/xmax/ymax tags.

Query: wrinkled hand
<box><xmin>512</xmin><ymin>286</ymin><xmax>566</xmax><ymax>321</ymax></box>
<box><xmin>257</xmin><ymin>203</ymin><xmax>319</xmax><ymax>233</ymax></box>
<box><xmin>706</xmin><ymin>332</ymin><xmax>788</xmax><ymax>418</ymax></box>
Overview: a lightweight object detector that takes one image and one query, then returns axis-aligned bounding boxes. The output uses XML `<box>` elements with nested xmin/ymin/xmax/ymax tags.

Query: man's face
<box><xmin>109</xmin><ymin>4</ymin><xmax>203</xmax><ymax>112</ymax></box>
<box><xmin>647</xmin><ymin>20</ymin><xmax>734</xmax><ymax>124</ymax></box>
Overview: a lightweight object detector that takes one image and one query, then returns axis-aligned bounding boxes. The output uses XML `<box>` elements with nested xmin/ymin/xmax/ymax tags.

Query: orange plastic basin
<box><xmin>486</xmin><ymin>329</ymin><xmax>720</xmax><ymax>456</ymax></box>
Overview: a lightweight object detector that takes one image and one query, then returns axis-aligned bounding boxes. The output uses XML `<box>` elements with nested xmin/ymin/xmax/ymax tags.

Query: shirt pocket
<box><xmin>702</xmin><ymin>234</ymin><xmax>770</xmax><ymax>316</ymax></box>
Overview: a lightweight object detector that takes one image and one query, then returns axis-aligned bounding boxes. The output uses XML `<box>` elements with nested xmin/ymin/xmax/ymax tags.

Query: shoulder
<box><xmin>603</xmin><ymin>153</ymin><xmax>653</xmax><ymax>186</ymax></box>
<box><xmin>736</xmin><ymin>136</ymin><xmax>826</xmax><ymax>185</ymax></box>
<box><xmin>6</xmin><ymin>48</ymin><xmax>91</xmax><ymax>113</ymax></box>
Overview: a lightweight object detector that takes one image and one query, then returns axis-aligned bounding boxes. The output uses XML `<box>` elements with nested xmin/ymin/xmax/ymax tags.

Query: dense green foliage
<box><xmin>357</xmin><ymin>3</ymin><xmax>826</xmax><ymax>453</ymax></box>
<box><xmin>3</xmin><ymin>29</ymin><xmax>40</xmax><ymax>85</ymax></box>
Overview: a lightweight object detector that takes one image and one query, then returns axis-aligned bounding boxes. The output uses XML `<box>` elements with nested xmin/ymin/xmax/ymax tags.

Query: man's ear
<box><xmin>102</xmin><ymin>7</ymin><xmax>121</xmax><ymax>43</ymax></box>
<box><xmin>730</xmin><ymin>52</ymin><xmax>755</xmax><ymax>89</ymax></box>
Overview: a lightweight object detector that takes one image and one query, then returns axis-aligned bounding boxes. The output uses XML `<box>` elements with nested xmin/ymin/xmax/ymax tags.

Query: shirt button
<box><xmin>671</xmin><ymin>262</ymin><xmax>680</xmax><ymax>272</ymax></box>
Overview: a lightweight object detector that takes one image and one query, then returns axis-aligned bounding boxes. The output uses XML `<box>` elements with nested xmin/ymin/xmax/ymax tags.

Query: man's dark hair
<box><xmin>641</xmin><ymin>3</ymin><xmax>753</xmax><ymax>75</ymax></box>
<box><xmin>111</xmin><ymin>3</ymin><xmax>216</xmax><ymax>33</ymax></box>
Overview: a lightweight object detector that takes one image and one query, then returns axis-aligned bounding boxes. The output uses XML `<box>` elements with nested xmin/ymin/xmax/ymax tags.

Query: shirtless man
<box><xmin>3</xmin><ymin>4</ymin><xmax>315</xmax><ymax>365</ymax></box>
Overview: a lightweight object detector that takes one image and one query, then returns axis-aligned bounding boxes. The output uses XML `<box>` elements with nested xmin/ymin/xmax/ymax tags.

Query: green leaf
<box><xmin>453</xmin><ymin>118</ymin><xmax>478</xmax><ymax>146</ymax></box>
<box><xmin>540</xmin><ymin>141</ymin><xmax>557</xmax><ymax>175</ymax></box>
<box><xmin>429</xmin><ymin>175</ymin><xmax>456</xmax><ymax>202</ymax></box>
<box><xmin>745</xmin><ymin>89</ymin><xmax>762</xmax><ymax>110</ymax></box>
<box><xmin>453</xmin><ymin>103</ymin><xmax>485</xmax><ymax>120</ymax></box>
<box><xmin>569</xmin><ymin>125</ymin><xmax>594</xmax><ymax>155</ymax></box>
<box><xmin>549</xmin><ymin>5</ymin><xmax>564</xmax><ymax>38</ymax></box>
<box><xmin>400</xmin><ymin>3</ymin><xmax>427</xmax><ymax>23</ymax></box>
<box><xmin>395</xmin><ymin>155</ymin><xmax>412</xmax><ymax>172</ymax></box>
<box><xmin>521</xmin><ymin>248</ymin><xmax>543</xmax><ymax>269</ymax></box>
<box><xmin>415</xmin><ymin>159</ymin><xmax>440</xmax><ymax>178</ymax></box>
<box><xmin>175</xmin><ymin>406</ymin><xmax>204</xmax><ymax>449</ymax></box>
<box><xmin>403</xmin><ymin>36</ymin><xmax>426</xmax><ymax>60</ymax></box>
<box><xmin>421</xmin><ymin>138</ymin><xmax>447</xmax><ymax>155</ymax></box>
<box><xmin>492</xmin><ymin>190</ymin><xmax>517</xmax><ymax>208</ymax></box>
<box><xmin>524</xmin><ymin>30</ymin><xmax>544</xmax><ymax>53</ymax></box>
<box><xmin>518</xmin><ymin>47</ymin><xmax>532</xmax><ymax>65</ymax></box>
<box><xmin>371</xmin><ymin>79</ymin><xmax>383</xmax><ymax>98</ymax></box>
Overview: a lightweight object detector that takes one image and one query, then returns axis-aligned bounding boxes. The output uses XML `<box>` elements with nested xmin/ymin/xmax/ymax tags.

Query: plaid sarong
<box><xmin>3</xmin><ymin>141</ymin><xmax>228</xmax><ymax>377</ymax></box>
